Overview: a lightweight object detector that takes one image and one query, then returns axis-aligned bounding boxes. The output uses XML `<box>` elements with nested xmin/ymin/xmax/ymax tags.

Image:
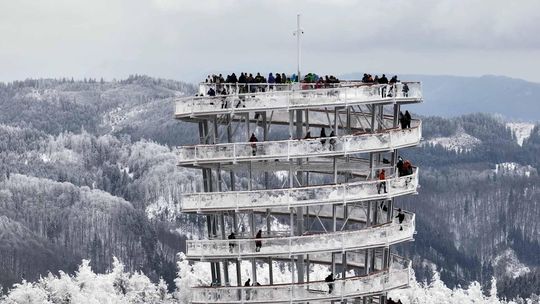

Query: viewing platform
<box><xmin>186</xmin><ymin>211</ymin><xmax>414</xmax><ymax>260</ymax></box>
<box><xmin>176</xmin><ymin>120</ymin><xmax>421</xmax><ymax>165</ymax></box>
<box><xmin>190</xmin><ymin>255</ymin><xmax>411</xmax><ymax>303</ymax></box>
<box><xmin>175</xmin><ymin>81</ymin><xmax>422</xmax><ymax>119</ymax></box>
<box><xmin>180</xmin><ymin>169</ymin><xmax>418</xmax><ymax>212</ymax></box>
<box><xmin>176</xmin><ymin>66</ymin><xmax>423</xmax><ymax>304</ymax></box>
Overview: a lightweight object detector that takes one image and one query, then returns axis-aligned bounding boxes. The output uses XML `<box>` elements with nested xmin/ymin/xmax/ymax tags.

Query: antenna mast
<box><xmin>294</xmin><ymin>14</ymin><xmax>304</xmax><ymax>81</ymax></box>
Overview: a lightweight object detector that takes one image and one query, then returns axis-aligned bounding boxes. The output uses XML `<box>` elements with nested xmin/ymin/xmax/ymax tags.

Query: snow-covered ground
<box><xmin>507</xmin><ymin>123</ymin><xmax>535</xmax><ymax>146</ymax></box>
<box><xmin>492</xmin><ymin>249</ymin><xmax>530</xmax><ymax>279</ymax></box>
<box><xmin>494</xmin><ymin>162</ymin><xmax>536</xmax><ymax>177</ymax></box>
<box><xmin>424</xmin><ymin>128</ymin><xmax>481</xmax><ymax>152</ymax></box>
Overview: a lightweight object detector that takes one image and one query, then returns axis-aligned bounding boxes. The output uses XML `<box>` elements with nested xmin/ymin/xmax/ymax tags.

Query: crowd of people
<box><xmin>205</xmin><ymin>72</ymin><xmax>341</xmax><ymax>85</ymax></box>
<box><xmin>206</xmin><ymin>72</ymin><xmax>292</xmax><ymax>84</ymax></box>
<box><xmin>200</xmin><ymin>72</ymin><xmax>411</xmax><ymax>100</ymax></box>
<box><xmin>361</xmin><ymin>73</ymin><xmax>401</xmax><ymax>84</ymax></box>
<box><xmin>206</xmin><ymin>72</ymin><xmax>415</xmax><ymax>86</ymax></box>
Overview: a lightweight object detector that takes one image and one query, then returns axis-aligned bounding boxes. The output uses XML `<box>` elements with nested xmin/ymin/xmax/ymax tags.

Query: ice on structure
<box><xmin>189</xmin><ymin>256</ymin><xmax>411</xmax><ymax>303</ymax></box>
<box><xmin>181</xmin><ymin>169</ymin><xmax>418</xmax><ymax>212</ymax></box>
<box><xmin>186</xmin><ymin>211</ymin><xmax>415</xmax><ymax>259</ymax></box>
<box><xmin>176</xmin><ymin>122</ymin><xmax>421</xmax><ymax>164</ymax></box>
<box><xmin>175</xmin><ymin>82</ymin><xmax>422</xmax><ymax>117</ymax></box>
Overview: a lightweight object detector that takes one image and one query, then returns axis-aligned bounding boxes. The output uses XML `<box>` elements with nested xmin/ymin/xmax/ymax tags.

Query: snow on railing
<box><xmin>176</xmin><ymin>120</ymin><xmax>421</xmax><ymax>165</ymax></box>
<box><xmin>175</xmin><ymin>82</ymin><xmax>422</xmax><ymax>118</ymax></box>
<box><xmin>186</xmin><ymin>211</ymin><xmax>415</xmax><ymax>259</ymax></box>
<box><xmin>190</xmin><ymin>255</ymin><xmax>411</xmax><ymax>303</ymax></box>
<box><xmin>180</xmin><ymin>169</ymin><xmax>418</xmax><ymax>212</ymax></box>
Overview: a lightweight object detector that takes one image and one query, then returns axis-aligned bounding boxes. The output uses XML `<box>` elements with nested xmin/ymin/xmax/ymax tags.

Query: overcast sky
<box><xmin>1</xmin><ymin>0</ymin><xmax>539</xmax><ymax>83</ymax></box>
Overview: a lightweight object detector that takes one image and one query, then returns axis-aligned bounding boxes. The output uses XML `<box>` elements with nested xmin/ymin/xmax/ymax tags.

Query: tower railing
<box><xmin>189</xmin><ymin>255</ymin><xmax>411</xmax><ymax>303</ymax></box>
<box><xmin>175</xmin><ymin>82</ymin><xmax>422</xmax><ymax>117</ymax></box>
<box><xmin>176</xmin><ymin>121</ymin><xmax>421</xmax><ymax>165</ymax></box>
<box><xmin>186</xmin><ymin>212</ymin><xmax>415</xmax><ymax>259</ymax></box>
<box><xmin>181</xmin><ymin>169</ymin><xmax>418</xmax><ymax>212</ymax></box>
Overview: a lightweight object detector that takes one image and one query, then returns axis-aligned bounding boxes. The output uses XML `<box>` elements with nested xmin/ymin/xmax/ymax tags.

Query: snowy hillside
<box><xmin>507</xmin><ymin>122</ymin><xmax>535</xmax><ymax>146</ymax></box>
<box><xmin>494</xmin><ymin>162</ymin><xmax>536</xmax><ymax>177</ymax></box>
<box><xmin>492</xmin><ymin>249</ymin><xmax>530</xmax><ymax>280</ymax></box>
<box><xmin>423</xmin><ymin>127</ymin><xmax>481</xmax><ymax>152</ymax></box>
<box><xmin>0</xmin><ymin>76</ymin><xmax>197</xmax><ymax>291</ymax></box>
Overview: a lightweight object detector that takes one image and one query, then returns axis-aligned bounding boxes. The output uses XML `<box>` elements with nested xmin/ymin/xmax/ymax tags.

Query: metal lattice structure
<box><xmin>175</xmin><ymin>80</ymin><xmax>423</xmax><ymax>303</ymax></box>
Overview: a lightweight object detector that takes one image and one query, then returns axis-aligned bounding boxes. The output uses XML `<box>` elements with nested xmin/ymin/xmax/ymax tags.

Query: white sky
<box><xmin>1</xmin><ymin>0</ymin><xmax>539</xmax><ymax>83</ymax></box>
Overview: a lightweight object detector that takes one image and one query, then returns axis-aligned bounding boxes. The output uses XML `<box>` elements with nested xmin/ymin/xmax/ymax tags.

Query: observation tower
<box><xmin>174</xmin><ymin>73</ymin><xmax>423</xmax><ymax>303</ymax></box>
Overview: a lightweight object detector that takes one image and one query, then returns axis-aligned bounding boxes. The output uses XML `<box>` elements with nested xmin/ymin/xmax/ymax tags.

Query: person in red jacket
<box><xmin>377</xmin><ymin>169</ymin><xmax>387</xmax><ymax>194</ymax></box>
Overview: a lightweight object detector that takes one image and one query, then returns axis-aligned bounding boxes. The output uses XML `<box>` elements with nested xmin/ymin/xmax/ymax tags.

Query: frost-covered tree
<box><xmin>1</xmin><ymin>280</ymin><xmax>50</xmax><ymax>304</ymax></box>
<box><xmin>388</xmin><ymin>270</ymin><xmax>536</xmax><ymax>304</ymax></box>
<box><xmin>174</xmin><ymin>253</ymin><xmax>202</xmax><ymax>304</ymax></box>
<box><xmin>1</xmin><ymin>257</ymin><xmax>172</xmax><ymax>304</ymax></box>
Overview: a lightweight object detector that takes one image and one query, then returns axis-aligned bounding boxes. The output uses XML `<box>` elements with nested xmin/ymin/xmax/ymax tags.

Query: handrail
<box><xmin>180</xmin><ymin>168</ymin><xmax>418</xmax><ymax>212</ymax></box>
<box><xmin>175</xmin><ymin>82</ymin><xmax>422</xmax><ymax>118</ymax></box>
<box><xmin>189</xmin><ymin>255</ymin><xmax>411</xmax><ymax>303</ymax></box>
<box><xmin>193</xmin><ymin>254</ymin><xmax>409</xmax><ymax>289</ymax></box>
<box><xmin>192</xmin><ymin>81</ymin><xmax>421</xmax><ymax>101</ymax></box>
<box><xmin>176</xmin><ymin>120</ymin><xmax>421</xmax><ymax>165</ymax></box>
<box><xmin>186</xmin><ymin>211</ymin><xmax>415</xmax><ymax>259</ymax></box>
<box><xmin>179</xmin><ymin>119</ymin><xmax>419</xmax><ymax>149</ymax></box>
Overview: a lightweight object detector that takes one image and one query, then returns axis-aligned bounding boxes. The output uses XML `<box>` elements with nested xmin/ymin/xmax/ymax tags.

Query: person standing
<box><xmin>397</xmin><ymin>156</ymin><xmax>404</xmax><ymax>177</ymax></box>
<box><xmin>329</xmin><ymin>131</ymin><xmax>336</xmax><ymax>151</ymax></box>
<box><xmin>402</xmin><ymin>83</ymin><xmax>409</xmax><ymax>97</ymax></box>
<box><xmin>268</xmin><ymin>73</ymin><xmax>275</xmax><ymax>83</ymax></box>
<box><xmin>325</xmin><ymin>273</ymin><xmax>335</xmax><ymax>294</ymax></box>
<box><xmin>249</xmin><ymin>133</ymin><xmax>258</xmax><ymax>156</ymax></box>
<box><xmin>255</xmin><ymin>229</ymin><xmax>262</xmax><ymax>252</ymax></box>
<box><xmin>320</xmin><ymin>128</ymin><xmax>327</xmax><ymax>145</ymax></box>
<box><xmin>396</xmin><ymin>208</ymin><xmax>405</xmax><ymax>231</ymax></box>
<box><xmin>379</xmin><ymin>74</ymin><xmax>389</xmax><ymax>97</ymax></box>
<box><xmin>244</xmin><ymin>279</ymin><xmax>251</xmax><ymax>300</ymax></box>
<box><xmin>404</xmin><ymin>111</ymin><xmax>412</xmax><ymax>129</ymax></box>
<box><xmin>377</xmin><ymin>169</ymin><xmax>387</xmax><ymax>194</ymax></box>
<box><xmin>228</xmin><ymin>232</ymin><xmax>236</xmax><ymax>252</ymax></box>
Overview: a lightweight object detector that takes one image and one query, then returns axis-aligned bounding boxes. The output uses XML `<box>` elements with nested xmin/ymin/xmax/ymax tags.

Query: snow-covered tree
<box><xmin>1</xmin><ymin>257</ymin><xmax>172</xmax><ymax>304</ymax></box>
<box><xmin>174</xmin><ymin>252</ymin><xmax>202</xmax><ymax>304</ymax></box>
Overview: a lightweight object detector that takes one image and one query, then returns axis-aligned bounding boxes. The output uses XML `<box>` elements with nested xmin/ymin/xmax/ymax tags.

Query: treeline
<box><xmin>0</xmin><ymin>75</ymin><xmax>197</xmax><ymax>145</ymax></box>
<box><xmin>0</xmin><ymin>124</ymin><xmax>203</xmax><ymax>290</ymax></box>
<box><xmin>396</xmin><ymin>113</ymin><xmax>540</xmax><ymax>298</ymax></box>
